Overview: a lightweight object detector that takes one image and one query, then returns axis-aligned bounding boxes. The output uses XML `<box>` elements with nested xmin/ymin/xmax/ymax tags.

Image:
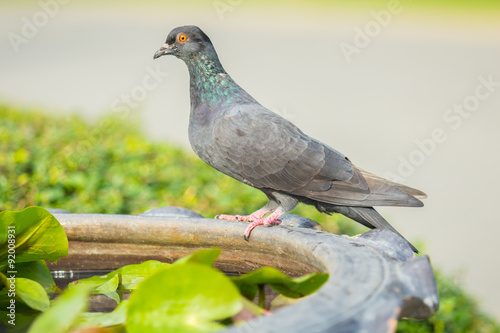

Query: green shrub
<box><xmin>1</xmin><ymin>104</ymin><xmax>498</xmax><ymax>332</ymax></box>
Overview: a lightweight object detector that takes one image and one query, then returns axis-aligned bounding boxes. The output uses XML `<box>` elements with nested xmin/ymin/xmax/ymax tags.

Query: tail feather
<box><xmin>306</xmin><ymin>167</ymin><xmax>425</xmax><ymax>208</ymax></box>
<box><xmin>357</xmin><ymin>168</ymin><xmax>427</xmax><ymax>200</ymax></box>
<box><xmin>334</xmin><ymin>206</ymin><xmax>419</xmax><ymax>253</ymax></box>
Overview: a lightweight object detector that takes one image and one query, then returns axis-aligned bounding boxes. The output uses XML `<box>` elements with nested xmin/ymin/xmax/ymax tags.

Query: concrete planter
<box><xmin>48</xmin><ymin>207</ymin><xmax>438</xmax><ymax>333</ymax></box>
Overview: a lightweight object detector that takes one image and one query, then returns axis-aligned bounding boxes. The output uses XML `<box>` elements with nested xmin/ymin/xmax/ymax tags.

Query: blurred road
<box><xmin>1</xmin><ymin>1</ymin><xmax>500</xmax><ymax>320</ymax></box>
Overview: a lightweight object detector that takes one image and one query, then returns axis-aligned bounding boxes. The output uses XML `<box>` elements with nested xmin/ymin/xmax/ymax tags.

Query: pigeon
<box><xmin>154</xmin><ymin>25</ymin><xmax>426</xmax><ymax>253</ymax></box>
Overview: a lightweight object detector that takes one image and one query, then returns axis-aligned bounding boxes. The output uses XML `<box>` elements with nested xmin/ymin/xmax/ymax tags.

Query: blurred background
<box><xmin>1</xmin><ymin>0</ymin><xmax>500</xmax><ymax>329</ymax></box>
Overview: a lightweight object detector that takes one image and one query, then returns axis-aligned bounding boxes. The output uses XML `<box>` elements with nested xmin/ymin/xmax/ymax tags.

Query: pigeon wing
<box><xmin>211</xmin><ymin>105</ymin><xmax>353</xmax><ymax>192</ymax></box>
<box><xmin>211</xmin><ymin>105</ymin><xmax>424</xmax><ymax>208</ymax></box>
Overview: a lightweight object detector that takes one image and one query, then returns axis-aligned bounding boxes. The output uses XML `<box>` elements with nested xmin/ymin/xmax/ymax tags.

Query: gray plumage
<box><xmin>154</xmin><ymin>25</ymin><xmax>426</xmax><ymax>253</ymax></box>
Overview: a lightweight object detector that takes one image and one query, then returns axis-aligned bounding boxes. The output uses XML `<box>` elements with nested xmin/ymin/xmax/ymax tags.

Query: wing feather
<box><xmin>209</xmin><ymin>104</ymin><xmax>425</xmax><ymax>208</ymax></box>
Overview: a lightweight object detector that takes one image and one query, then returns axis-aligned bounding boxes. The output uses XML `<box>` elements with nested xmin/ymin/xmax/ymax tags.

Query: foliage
<box><xmin>0</xmin><ymin>206</ymin><xmax>68</xmax><ymax>267</ymax></box>
<box><xmin>0</xmin><ymin>207</ymin><xmax>327</xmax><ymax>332</ymax></box>
<box><xmin>1</xmin><ymin>106</ymin><xmax>499</xmax><ymax>331</ymax></box>
<box><xmin>125</xmin><ymin>263</ymin><xmax>243</xmax><ymax>333</ymax></box>
<box><xmin>68</xmin><ymin>248</ymin><xmax>327</xmax><ymax>332</ymax></box>
<box><xmin>28</xmin><ymin>284</ymin><xmax>93</xmax><ymax>333</ymax></box>
<box><xmin>231</xmin><ymin>266</ymin><xmax>328</xmax><ymax>300</ymax></box>
<box><xmin>0</xmin><ymin>207</ymin><xmax>68</xmax><ymax>331</ymax></box>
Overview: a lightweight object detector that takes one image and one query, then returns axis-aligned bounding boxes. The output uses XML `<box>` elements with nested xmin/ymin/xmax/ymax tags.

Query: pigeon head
<box><xmin>153</xmin><ymin>25</ymin><xmax>216</xmax><ymax>62</ymax></box>
<box><xmin>154</xmin><ymin>25</ymin><xmax>252</xmax><ymax>107</ymax></box>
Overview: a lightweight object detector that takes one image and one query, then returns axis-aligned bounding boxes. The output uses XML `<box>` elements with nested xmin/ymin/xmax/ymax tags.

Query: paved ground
<box><xmin>2</xmin><ymin>1</ymin><xmax>500</xmax><ymax>320</ymax></box>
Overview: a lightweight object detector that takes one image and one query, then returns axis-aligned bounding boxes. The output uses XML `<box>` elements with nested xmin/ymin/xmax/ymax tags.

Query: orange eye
<box><xmin>177</xmin><ymin>33</ymin><xmax>188</xmax><ymax>43</ymax></box>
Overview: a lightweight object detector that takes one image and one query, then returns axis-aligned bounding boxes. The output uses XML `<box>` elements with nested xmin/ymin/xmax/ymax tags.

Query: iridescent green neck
<box><xmin>187</xmin><ymin>53</ymin><xmax>256</xmax><ymax>111</ymax></box>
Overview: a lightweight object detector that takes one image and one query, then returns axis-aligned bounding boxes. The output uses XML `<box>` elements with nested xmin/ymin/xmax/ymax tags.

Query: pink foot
<box><xmin>243</xmin><ymin>209</ymin><xmax>284</xmax><ymax>241</ymax></box>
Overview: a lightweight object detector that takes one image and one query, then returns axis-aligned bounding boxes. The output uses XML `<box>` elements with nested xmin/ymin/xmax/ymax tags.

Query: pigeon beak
<box><xmin>153</xmin><ymin>43</ymin><xmax>175</xmax><ymax>59</ymax></box>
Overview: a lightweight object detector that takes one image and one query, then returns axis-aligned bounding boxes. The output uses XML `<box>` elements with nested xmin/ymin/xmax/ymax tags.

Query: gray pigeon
<box><xmin>154</xmin><ymin>25</ymin><xmax>426</xmax><ymax>252</ymax></box>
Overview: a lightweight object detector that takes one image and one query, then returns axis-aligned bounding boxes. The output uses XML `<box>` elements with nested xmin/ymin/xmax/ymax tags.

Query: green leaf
<box><xmin>27</xmin><ymin>284</ymin><xmax>93</xmax><ymax>333</ymax></box>
<box><xmin>0</xmin><ymin>309</ymin><xmax>40</xmax><ymax>332</ymax></box>
<box><xmin>0</xmin><ymin>207</ymin><xmax>68</xmax><ymax>267</ymax></box>
<box><xmin>75</xmin><ymin>300</ymin><xmax>128</xmax><ymax>328</ymax></box>
<box><xmin>102</xmin><ymin>291</ymin><xmax>121</xmax><ymax>304</ymax></box>
<box><xmin>15</xmin><ymin>261</ymin><xmax>58</xmax><ymax>296</ymax></box>
<box><xmin>14</xmin><ymin>278</ymin><xmax>50</xmax><ymax>312</ymax></box>
<box><xmin>94</xmin><ymin>273</ymin><xmax>121</xmax><ymax>294</ymax></box>
<box><xmin>71</xmin><ymin>260</ymin><xmax>169</xmax><ymax>295</ymax></box>
<box><xmin>126</xmin><ymin>263</ymin><xmax>242</xmax><ymax>333</ymax></box>
<box><xmin>174</xmin><ymin>248</ymin><xmax>221</xmax><ymax>266</ymax></box>
<box><xmin>231</xmin><ymin>267</ymin><xmax>329</xmax><ymax>300</ymax></box>
<box><xmin>70</xmin><ymin>271</ymin><xmax>121</xmax><ymax>294</ymax></box>
<box><xmin>117</xmin><ymin>260</ymin><xmax>169</xmax><ymax>290</ymax></box>
<box><xmin>0</xmin><ymin>273</ymin><xmax>50</xmax><ymax>312</ymax></box>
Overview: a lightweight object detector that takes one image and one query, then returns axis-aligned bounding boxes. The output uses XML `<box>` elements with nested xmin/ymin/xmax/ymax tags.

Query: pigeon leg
<box><xmin>215</xmin><ymin>207</ymin><xmax>271</xmax><ymax>222</ymax></box>
<box><xmin>244</xmin><ymin>207</ymin><xmax>286</xmax><ymax>241</ymax></box>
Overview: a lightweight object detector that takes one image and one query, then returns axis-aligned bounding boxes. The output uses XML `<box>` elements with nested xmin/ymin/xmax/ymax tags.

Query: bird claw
<box><xmin>217</xmin><ymin>208</ymin><xmax>285</xmax><ymax>241</ymax></box>
<box><xmin>243</xmin><ymin>217</ymin><xmax>282</xmax><ymax>241</ymax></box>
